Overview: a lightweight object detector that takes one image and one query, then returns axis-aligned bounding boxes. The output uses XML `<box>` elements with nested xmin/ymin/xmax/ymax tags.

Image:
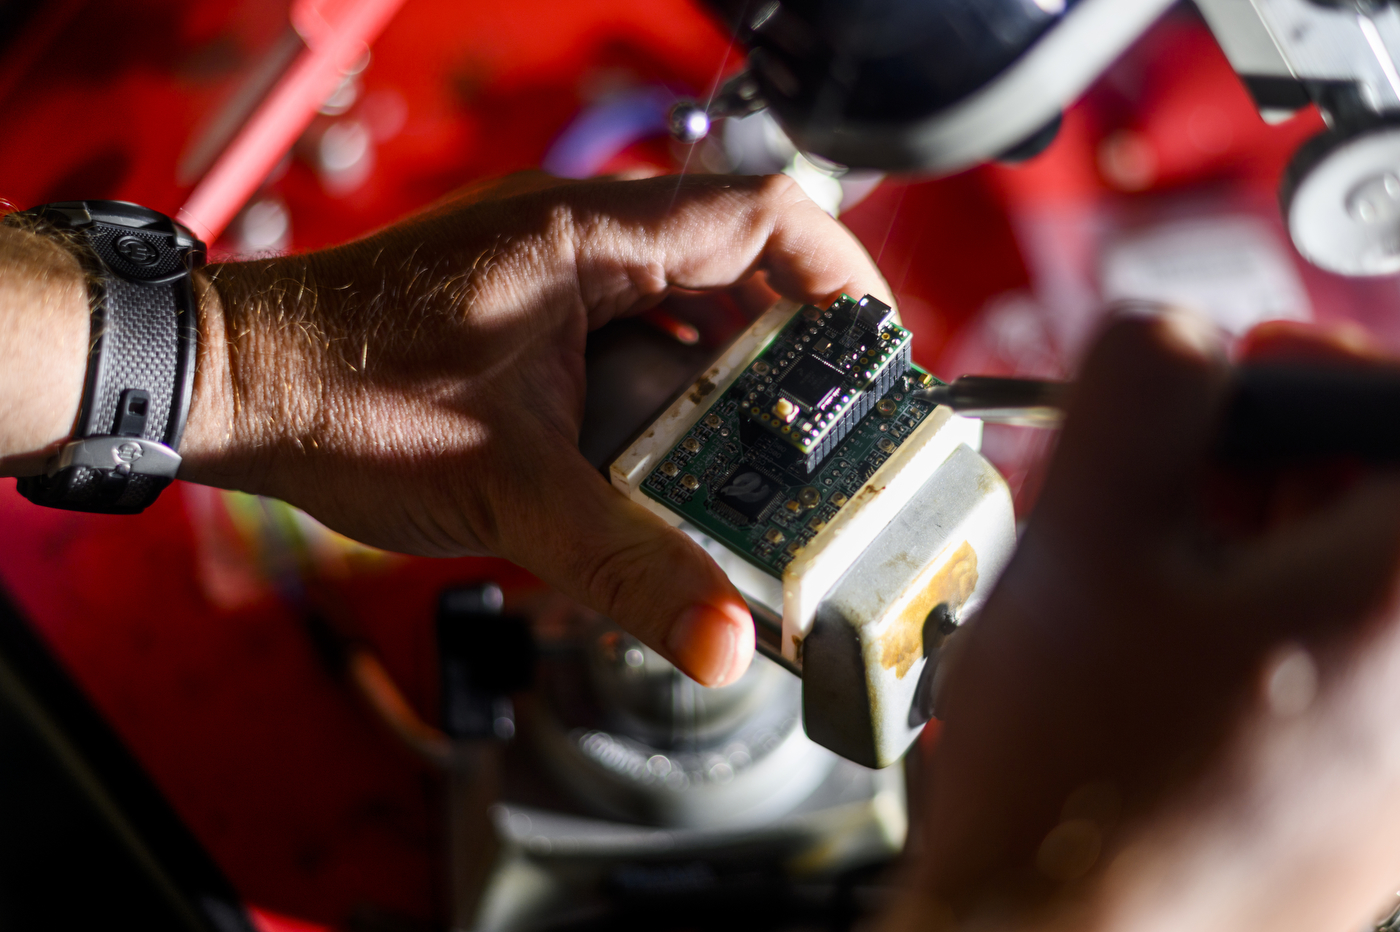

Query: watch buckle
<box><xmin>49</xmin><ymin>436</ymin><xmax>181</xmax><ymax>480</ymax></box>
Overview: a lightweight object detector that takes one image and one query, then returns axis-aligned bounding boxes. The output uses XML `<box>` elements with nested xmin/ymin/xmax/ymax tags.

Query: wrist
<box><xmin>176</xmin><ymin>254</ymin><xmax>339</xmax><ymax>496</ymax></box>
<box><xmin>0</xmin><ymin>224</ymin><xmax>90</xmax><ymax>477</ymax></box>
<box><xmin>173</xmin><ymin>270</ymin><xmax>238</xmax><ymax>484</ymax></box>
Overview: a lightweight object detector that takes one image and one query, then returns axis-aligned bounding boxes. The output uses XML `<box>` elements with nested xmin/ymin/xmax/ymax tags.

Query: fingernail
<box><xmin>666</xmin><ymin>604</ymin><xmax>753</xmax><ymax>687</ymax></box>
<box><xmin>1326</xmin><ymin>321</ymin><xmax>1379</xmax><ymax>355</ymax></box>
<box><xmin>1112</xmin><ymin>301</ymin><xmax>1222</xmax><ymax>360</ymax></box>
<box><xmin>1158</xmin><ymin>308</ymin><xmax>1223</xmax><ymax>360</ymax></box>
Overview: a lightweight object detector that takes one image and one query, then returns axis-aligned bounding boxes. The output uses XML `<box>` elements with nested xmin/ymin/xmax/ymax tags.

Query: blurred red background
<box><xmin>1</xmin><ymin>2</ymin><xmax>1394</xmax><ymax>928</ymax></box>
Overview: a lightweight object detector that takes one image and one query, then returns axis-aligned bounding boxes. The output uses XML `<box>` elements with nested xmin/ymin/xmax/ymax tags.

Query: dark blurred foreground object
<box><xmin>0</xmin><ymin>0</ymin><xmax>42</xmax><ymax>55</ymax></box>
<box><xmin>926</xmin><ymin>366</ymin><xmax>1400</xmax><ymax>464</ymax></box>
<box><xmin>0</xmin><ymin>587</ymin><xmax>255</xmax><ymax>931</ymax></box>
<box><xmin>1219</xmin><ymin>363</ymin><xmax>1400</xmax><ymax>464</ymax></box>
<box><xmin>438</xmin><ymin>583</ymin><xmax>534</xmax><ymax>741</ymax></box>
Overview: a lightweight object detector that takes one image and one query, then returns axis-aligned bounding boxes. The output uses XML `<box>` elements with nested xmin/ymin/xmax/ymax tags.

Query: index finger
<box><xmin>516</xmin><ymin>173</ymin><xmax>893</xmax><ymax>327</ymax></box>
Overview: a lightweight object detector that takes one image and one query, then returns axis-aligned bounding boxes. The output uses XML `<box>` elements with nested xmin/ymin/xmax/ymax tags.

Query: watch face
<box><xmin>17</xmin><ymin>202</ymin><xmax>205</xmax><ymax>281</ymax></box>
<box><xmin>114</xmin><ymin>235</ymin><xmax>160</xmax><ymax>267</ymax></box>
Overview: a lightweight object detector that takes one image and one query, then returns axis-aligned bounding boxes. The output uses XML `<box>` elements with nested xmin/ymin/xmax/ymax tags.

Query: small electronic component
<box><xmin>735</xmin><ymin>294</ymin><xmax>911</xmax><ymax>474</ymax></box>
<box><xmin>713</xmin><ymin>464</ymin><xmax>782</xmax><ymax>524</ymax></box>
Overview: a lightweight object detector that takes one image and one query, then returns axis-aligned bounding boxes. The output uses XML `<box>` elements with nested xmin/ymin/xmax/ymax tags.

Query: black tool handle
<box><xmin>1220</xmin><ymin>364</ymin><xmax>1400</xmax><ymax>464</ymax></box>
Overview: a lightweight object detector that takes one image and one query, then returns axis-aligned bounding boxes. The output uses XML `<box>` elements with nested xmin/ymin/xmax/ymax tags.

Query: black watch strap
<box><xmin>7</xmin><ymin>201</ymin><xmax>206</xmax><ymax>515</ymax></box>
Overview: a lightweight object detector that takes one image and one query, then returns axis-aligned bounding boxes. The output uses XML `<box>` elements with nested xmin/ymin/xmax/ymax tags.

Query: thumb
<box><xmin>491</xmin><ymin>448</ymin><xmax>755</xmax><ymax>687</ymax></box>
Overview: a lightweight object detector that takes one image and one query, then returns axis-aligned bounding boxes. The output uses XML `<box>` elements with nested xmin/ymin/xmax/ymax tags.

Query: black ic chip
<box><xmin>782</xmin><ymin>356</ymin><xmax>845</xmax><ymax>411</ymax></box>
<box><xmin>713</xmin><ymin>464</ymin><xmax>781</xmax><ymax>524</ymax></box>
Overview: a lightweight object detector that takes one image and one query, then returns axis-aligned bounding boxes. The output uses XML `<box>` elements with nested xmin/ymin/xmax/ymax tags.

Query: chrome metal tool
<box><xmin>920</xmin><ymin>367</ymin><xmax>1400</xmax><ymax>465</ymax></box>
<box><xmin>912</xmin><ymin>376</ymin><xmax>1069</xmax><ymax>429</ymax></box>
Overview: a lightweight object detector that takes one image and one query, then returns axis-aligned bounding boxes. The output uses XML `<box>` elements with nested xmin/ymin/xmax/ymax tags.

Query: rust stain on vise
<box><xmin>688</xmin><ymin>373</ymin><xmax>718</xmax><ymax>404</ymax></box>
<box><xmin>880</xmin><ymin>541</ymin><xmax>978</xmax><ymax>679</ymax></box>
<box><xmin>851</xmin><ymin>482</ymin><xmax>888</xmax><ymax>509</ymax></box>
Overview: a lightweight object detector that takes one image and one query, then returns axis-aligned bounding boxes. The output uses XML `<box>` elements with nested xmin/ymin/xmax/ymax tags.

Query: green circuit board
<box><xmin>642</xmin><ymin>297</ymin><xmax>941</xmax><ymax>578</ymax></box>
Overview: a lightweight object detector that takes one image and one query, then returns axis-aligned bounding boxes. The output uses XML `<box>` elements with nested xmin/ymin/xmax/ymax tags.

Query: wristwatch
<box><xmin>5</xmin><ymin>201</ymin><xmax>206</xmax><ymax>515</ymax></box>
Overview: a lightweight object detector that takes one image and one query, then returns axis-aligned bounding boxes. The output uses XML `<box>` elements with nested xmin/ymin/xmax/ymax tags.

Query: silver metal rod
<box><xmin>914</xmin><ymin>375</ymin><xmax>1070</xmax><ymax>428</ymax></box>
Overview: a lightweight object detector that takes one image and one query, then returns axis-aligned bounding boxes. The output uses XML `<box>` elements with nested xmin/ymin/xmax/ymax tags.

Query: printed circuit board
<box><xmin>642</xmin><ymin>296</ymin><xmax>940</xmax><ymax>577</ymax></box>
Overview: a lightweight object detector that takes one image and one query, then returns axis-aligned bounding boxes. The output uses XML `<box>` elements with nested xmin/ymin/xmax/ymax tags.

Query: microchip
<box><xmin>738</xmin><ymin>296</ymin><xmax>914</xmax><ymax>473</ymax></box>
<box><xmin>781</xmin><ymin>356</ymin><xmax>845</xmax><ymax>411</ymax></box>
<box><xmin>712</xmin><ymin>464</ymin><xmax>781</xmax><ymax>524</ymax></box>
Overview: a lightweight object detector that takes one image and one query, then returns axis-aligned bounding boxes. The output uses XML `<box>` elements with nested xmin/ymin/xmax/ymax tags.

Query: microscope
<box><xmin>679</xmin><ymin>0</ymin><xmax>1400</xmax><ymax>278</ymax></box>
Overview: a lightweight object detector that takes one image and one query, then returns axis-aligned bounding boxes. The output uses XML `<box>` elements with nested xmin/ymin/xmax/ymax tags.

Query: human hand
<box><xmin>886</xmin><ymin>311</ymin><xmax>1400</xmax><ymax>932</ymax></box>
<box><xmin>179</xmin><ymin>173</ymin><xmax>890</xmax><ymax>687</ymax></box>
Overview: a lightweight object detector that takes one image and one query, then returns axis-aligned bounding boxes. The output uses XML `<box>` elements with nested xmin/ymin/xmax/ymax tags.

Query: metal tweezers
<box><xmin>912</xmin><ymin>376</ymin><xmax>1069</xmax><ymax>429</ymax></box>
<box><xmin>917</xmin><ymin>368</ymin><xmax>1400</xmax><ymax>464</ymax></box>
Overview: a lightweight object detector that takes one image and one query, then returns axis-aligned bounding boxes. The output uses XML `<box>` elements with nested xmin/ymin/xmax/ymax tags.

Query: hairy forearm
<box><xmin>176</xmin><ymin>269</ymin><xmax>240</xmax><ymax>484</ymax></box>
<box><xmin>181</xmin><ymin>247</ymin><xmax>439</xmax><ymax>501</ymax></box>
<box><xmin>0</xmin><ymin>225</ymin><xmax>89</xmax><ymax>477</ymax></box>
